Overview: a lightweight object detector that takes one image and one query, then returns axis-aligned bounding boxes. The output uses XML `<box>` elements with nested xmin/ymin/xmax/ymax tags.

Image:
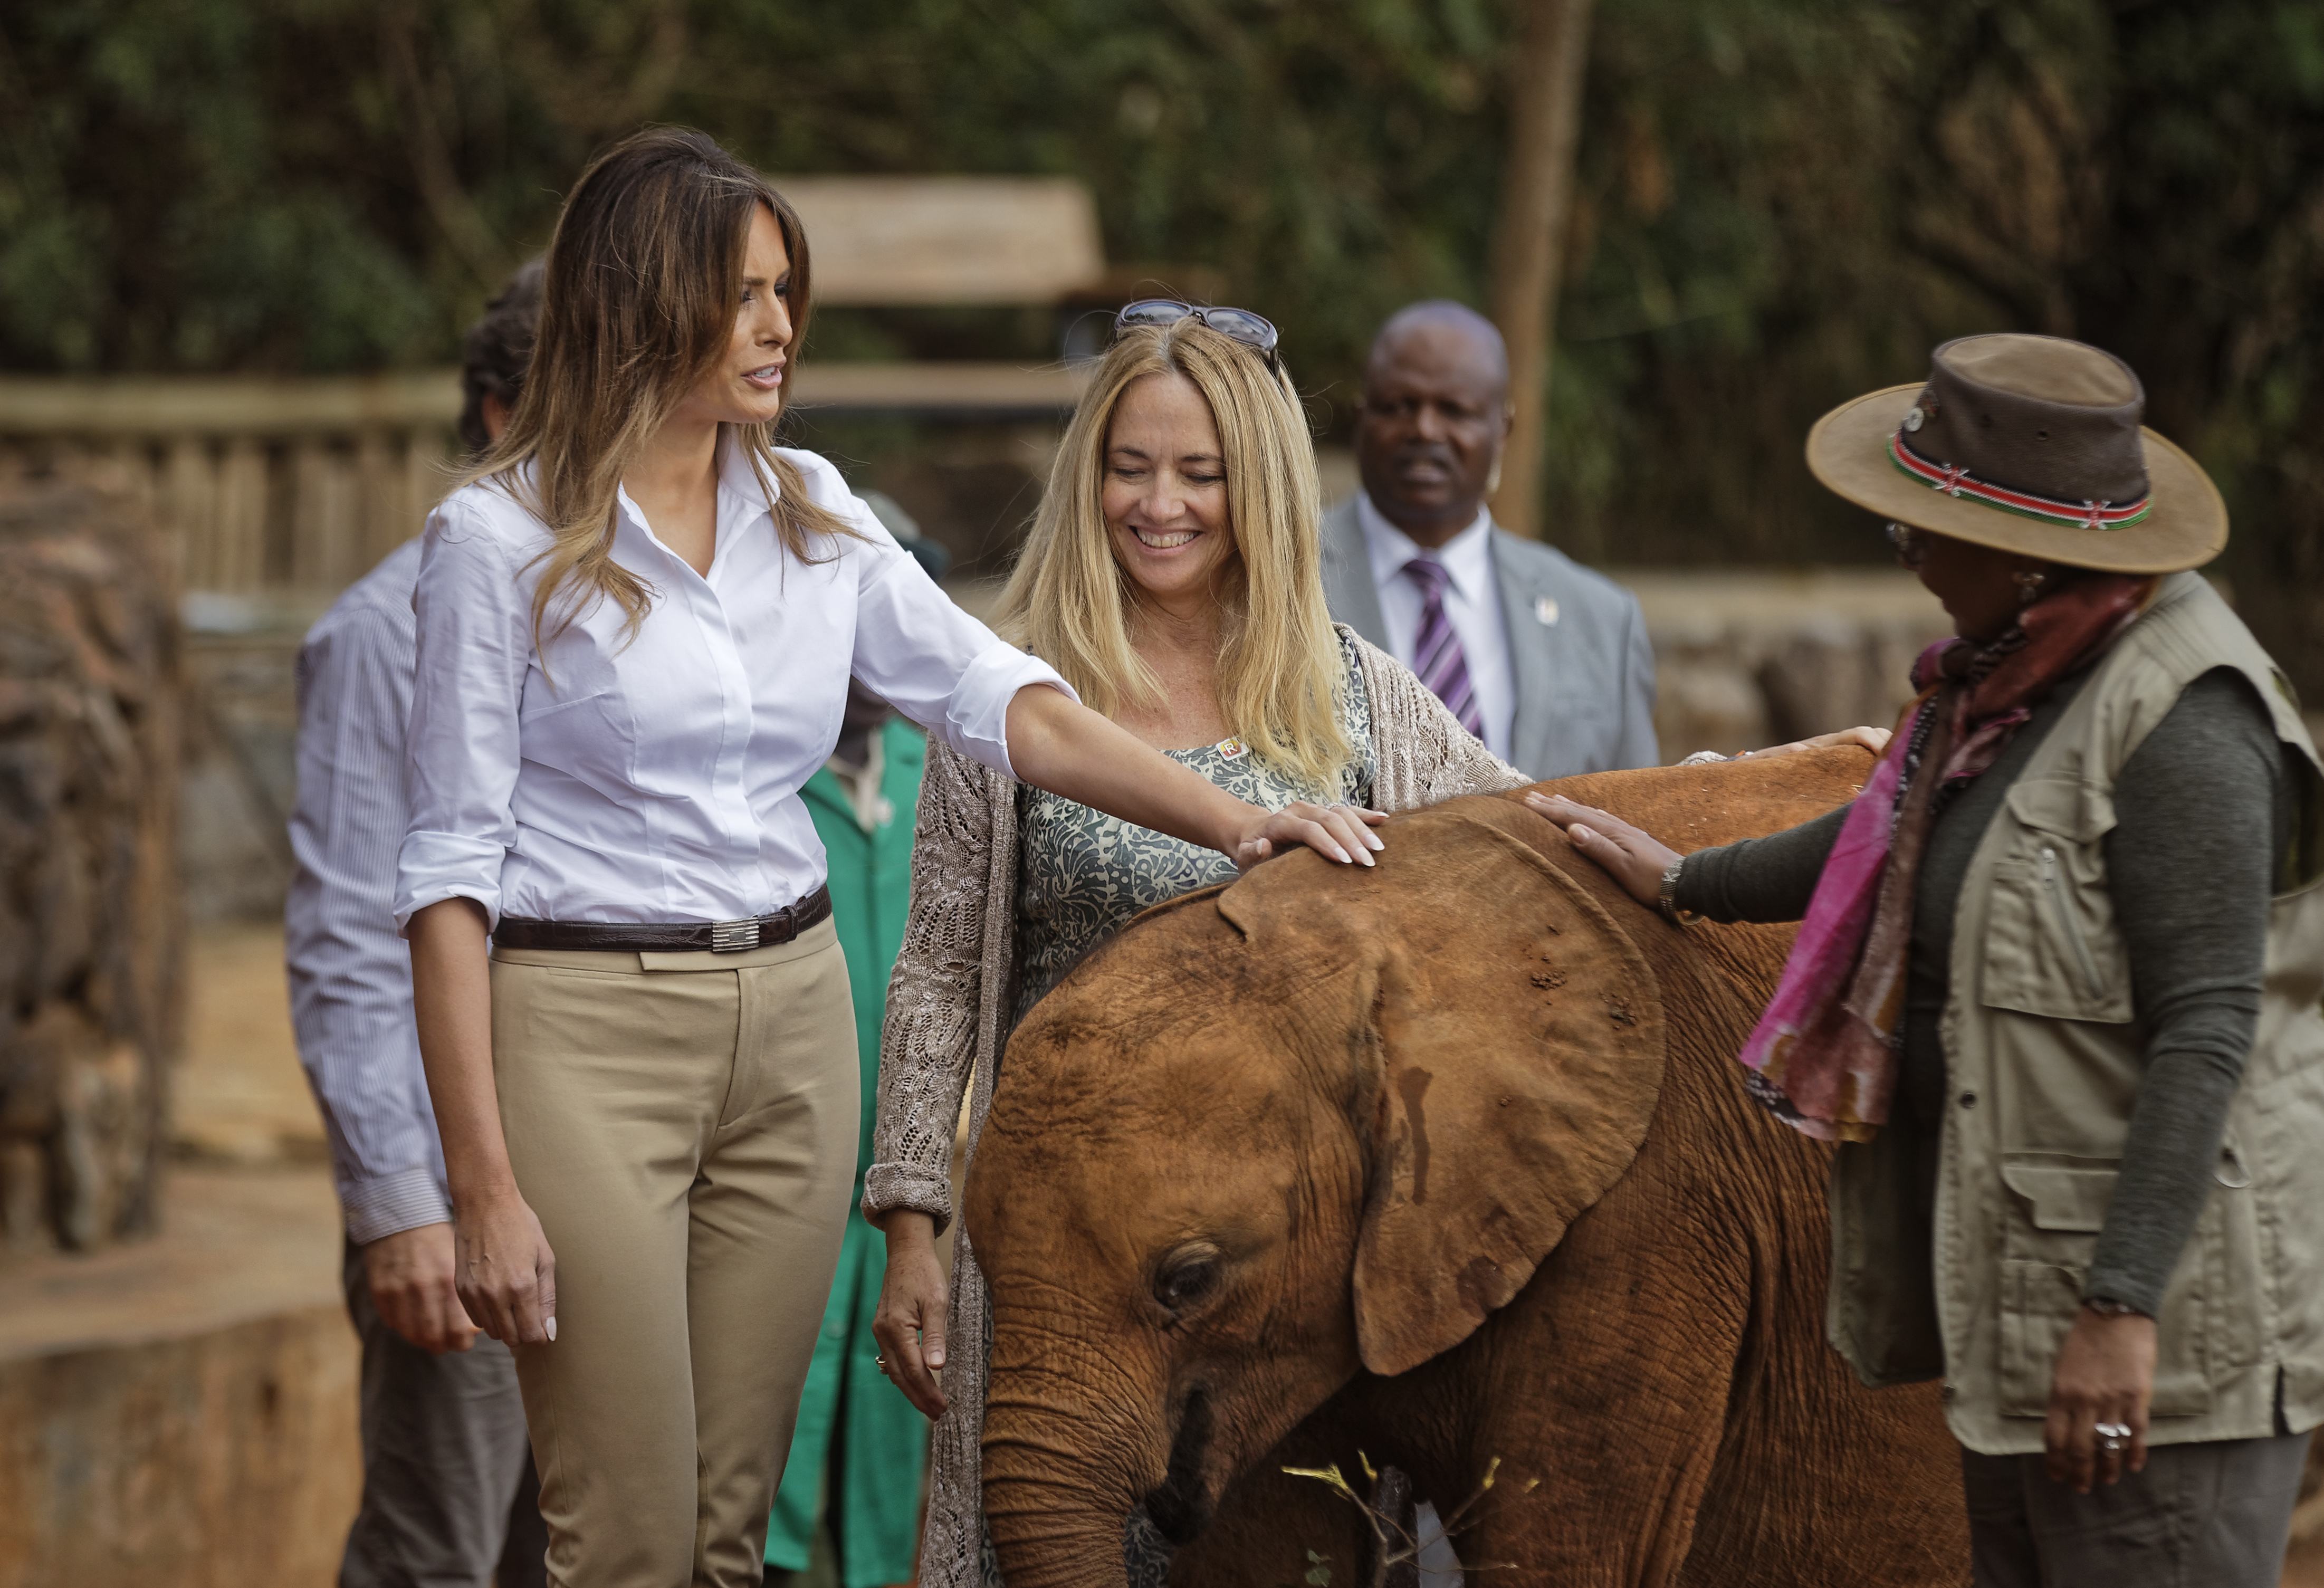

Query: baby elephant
<box><xmin>966</xmin><ymin>749</ymin><xmax>1968</xmax><ymax>1588</ymax></box>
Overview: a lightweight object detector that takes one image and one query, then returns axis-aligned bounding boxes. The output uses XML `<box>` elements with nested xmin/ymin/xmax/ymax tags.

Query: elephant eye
<box><xmin>1153</xmin><ymin>1248</ymin><xmax>1222</xmax><ymax>1314</ymax></box>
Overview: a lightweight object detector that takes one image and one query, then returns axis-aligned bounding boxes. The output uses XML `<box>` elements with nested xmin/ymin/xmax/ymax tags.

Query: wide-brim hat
<box><xmin>1806</xmin><ymin>333</ymin><xmax>2226</xmax><ymax>573</ymax></box>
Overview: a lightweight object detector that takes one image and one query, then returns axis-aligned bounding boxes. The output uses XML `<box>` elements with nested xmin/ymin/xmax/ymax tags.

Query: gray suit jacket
<box><xmin>1320</xmin><ymin>496</ymin><xmax>1658</xmax><ymax>781</ymax></box>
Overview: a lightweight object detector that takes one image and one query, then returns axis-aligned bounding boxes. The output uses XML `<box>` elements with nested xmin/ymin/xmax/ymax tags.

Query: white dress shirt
<box><xmin>1355</xmin><ymin>492</ymin><xmax>1517</xmax><ymax>759</ymax></box>
<box><xmin>395</xmin><ymin>439</ymin><xmax>1072</xmax><ymax>932</ymax></box>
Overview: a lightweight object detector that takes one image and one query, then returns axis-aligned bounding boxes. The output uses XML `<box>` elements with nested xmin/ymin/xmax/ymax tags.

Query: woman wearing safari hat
<box><xmin>1532</xmin><ymin>333</ymin><xmax>2324</xmax><ymax>1585</ymax></box>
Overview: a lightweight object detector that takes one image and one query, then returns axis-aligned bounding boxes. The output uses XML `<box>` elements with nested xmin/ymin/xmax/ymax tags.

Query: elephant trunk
<box><xmin>981</xmin><ymin>1481</ymin><xmax>1130</xmax><ymax>1588</ymax></box>
<box><xmin>981</xmin><ymin>1392</ymin><xmax>1143</xmax><ymax>1588</ymax></box>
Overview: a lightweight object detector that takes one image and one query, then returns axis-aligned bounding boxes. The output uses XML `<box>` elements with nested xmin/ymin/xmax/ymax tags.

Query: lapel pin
<box><xmin>1535</xmin><ymin>597</ymin><xmax>1560</xmax><ymax>626</ymax></box>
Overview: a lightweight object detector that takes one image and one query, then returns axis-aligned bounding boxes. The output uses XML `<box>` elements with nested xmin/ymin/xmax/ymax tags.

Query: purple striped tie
<box><xmin>1402</xmin><ymin>557</ymin><xmax>1484</xmax><ymax>739</ymax></box>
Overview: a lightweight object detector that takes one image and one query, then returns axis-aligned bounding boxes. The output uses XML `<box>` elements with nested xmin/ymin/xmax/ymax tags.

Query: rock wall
<box><xmin>0</xmin><ymin>1304</ymin><xmax>359</xmax><ymax>1588</ymax></box>
<box><xmin>0</xmin><ymin>479</ymin><xmax>183</xmax><ymax>1251</ymax></box>
<box><xmin>1620</xmin><ymin>568</ymin><xmax>1953</xmax><ymax>756</ymax></box>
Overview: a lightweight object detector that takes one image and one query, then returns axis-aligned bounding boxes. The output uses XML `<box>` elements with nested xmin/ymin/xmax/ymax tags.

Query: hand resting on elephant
<box><xmin>1532</xmin><ymin>725</ymin><xmax>1894</xmax><ymax>910</ymax></box>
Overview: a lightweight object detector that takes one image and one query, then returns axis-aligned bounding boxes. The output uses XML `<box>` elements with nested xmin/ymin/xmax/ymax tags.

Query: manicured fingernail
<box><xmin>1365</xmin><ymin>833</ymin><xmax>1384</xmax><ymax>850</ymax></box>
<box><xmin>1570</xmin><ymin>825</ymin><xmax>1595</xmax><ymax>842</ymax></box>
<box><xmin>546</xmin><ymin>1317</ymin><xmax>557</xmax><ymax>1342</ymax></box>
<box><xmin>1333</xmin><ymin>845</ymin><xmax>1351</xmax><ymax>863</ymax></box>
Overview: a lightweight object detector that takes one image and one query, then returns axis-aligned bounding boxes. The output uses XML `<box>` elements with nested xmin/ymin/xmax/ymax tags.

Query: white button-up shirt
<box><xmin>394</xmin><ymin>440</ymin><xmax>1071</xmax><ymax>932</ymax></box>
<box><xmin>1355</xmin><ymin>492</ymin><xmax>1517</xmax><ymax>759</ymax></box>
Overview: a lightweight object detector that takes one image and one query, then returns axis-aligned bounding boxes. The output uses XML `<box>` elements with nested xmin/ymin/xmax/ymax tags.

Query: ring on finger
<box><xmin>2095</xmin><ymin>1420</ymin><xmax>2131</xmax><ymax>1455</ymax></box>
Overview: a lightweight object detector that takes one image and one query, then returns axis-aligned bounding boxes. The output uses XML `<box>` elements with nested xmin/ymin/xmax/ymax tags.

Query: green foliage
<box><xmin>6</xmin><ymin>0</ymin><xmax>2324</xmax><ymax>688</ymax></box>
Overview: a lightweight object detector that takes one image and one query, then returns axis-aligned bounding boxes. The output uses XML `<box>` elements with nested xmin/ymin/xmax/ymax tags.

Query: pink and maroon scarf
<box><xmin>1736</xmin><ymin>573</ymin><xmax>2156</xmax><ymax>1142</ymax></box>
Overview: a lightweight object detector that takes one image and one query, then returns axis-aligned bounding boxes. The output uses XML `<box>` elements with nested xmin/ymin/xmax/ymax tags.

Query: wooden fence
<box><xmin>0</xmin><ymin>366</ymin><xmax>1089</xmax><ymax>598</ymax></box>
<box><xmin>0</xmin><ymin>373</ymin><xmax>461</xmax><ymax>596</ymax></box>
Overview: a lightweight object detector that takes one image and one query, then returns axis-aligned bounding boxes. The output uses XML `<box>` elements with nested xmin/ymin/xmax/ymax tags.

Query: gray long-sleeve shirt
<box><xmin>1677</xmin><ymin>667</ymin><xmax>2291</xmax><ymax>1316</ymax></box>
<box><xmin>285</xmin><ymin>538</ymin><xmax>447</xmax><ymax>1245</ymax></box>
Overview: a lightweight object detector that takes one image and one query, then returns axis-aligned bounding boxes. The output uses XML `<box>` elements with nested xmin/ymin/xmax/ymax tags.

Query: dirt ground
<box><xmin>173</xmin><ymin>921</ymin><xmax>330</xmax><ymax>1166</ymax></box>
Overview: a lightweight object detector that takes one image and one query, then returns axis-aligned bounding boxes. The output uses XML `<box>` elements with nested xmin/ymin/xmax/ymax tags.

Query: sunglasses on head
<box><xmin>1112</xmin><ymin>300</ymin><xmax>1281</xmax><ymax>372</ymax></box>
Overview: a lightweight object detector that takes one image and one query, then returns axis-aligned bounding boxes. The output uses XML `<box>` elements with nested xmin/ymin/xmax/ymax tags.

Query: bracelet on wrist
<box><xmin>1657</xmin><ymin>857</ymin><xmax>1695</xmax><ymax>926</ymax></box>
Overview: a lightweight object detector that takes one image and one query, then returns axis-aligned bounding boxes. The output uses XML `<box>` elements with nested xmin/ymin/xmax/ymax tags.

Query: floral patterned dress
<box><xmin>1012</xmin><ymin>633</ymin><xmax>1379</xmax><ymax>1026</ymax></box>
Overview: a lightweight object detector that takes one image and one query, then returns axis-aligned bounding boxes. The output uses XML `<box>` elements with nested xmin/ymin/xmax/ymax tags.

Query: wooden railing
<box><xmin>0</xmin><ymin>365</ymin><xmax>1089</xmax><ymax>598</ymax></box>
<box><xmin>0</xmin><ymin>373</ymin><xmax>460</xmax><ymax>596</ymax></box>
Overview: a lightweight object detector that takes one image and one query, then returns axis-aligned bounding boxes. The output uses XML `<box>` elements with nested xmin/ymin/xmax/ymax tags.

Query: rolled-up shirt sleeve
<box><xmin>846</xmin><ymin>532</ymin><xmax>1075</xmax><ymax>781</ymax></box>
<box><xmin>394</xmin><ymin>504</ymin><xmax>531</xmax><ymax>933</ymax></box>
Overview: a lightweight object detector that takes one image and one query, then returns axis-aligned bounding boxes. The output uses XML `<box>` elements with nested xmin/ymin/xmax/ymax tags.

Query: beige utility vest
<box><xmin>1826</xmin><ymin>571</ymin><xmax>2324</xmax><ymax>1455</ymax></box>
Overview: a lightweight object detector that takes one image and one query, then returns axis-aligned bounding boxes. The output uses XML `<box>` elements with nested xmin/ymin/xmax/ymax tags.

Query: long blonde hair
<box><xmin>460</xmin><ymin>127</ymin><xmax>855</xmax><ymax>654</ymax></box>
<box><xmin>994</xmin><ymin>320</ymin><xmax>1352</xmax><ymax>790</ymax></box>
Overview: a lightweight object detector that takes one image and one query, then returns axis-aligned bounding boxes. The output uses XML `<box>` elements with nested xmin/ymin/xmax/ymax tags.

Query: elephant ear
<box><xmin>1229</xmin><ymin>799</ymin><xmax>1668</xmax><ymax>1377</ymax></box>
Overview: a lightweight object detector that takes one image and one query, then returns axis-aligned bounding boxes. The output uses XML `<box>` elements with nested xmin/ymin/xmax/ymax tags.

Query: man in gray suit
<box><xmin>1323</xmin><ymin>301</ymin><xmax>1658</xmax><ymax>779</ymax></box>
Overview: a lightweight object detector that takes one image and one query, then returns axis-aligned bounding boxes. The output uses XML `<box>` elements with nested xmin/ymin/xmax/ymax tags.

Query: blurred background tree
<box><xmin>4</xmin><ymin>0</ymin><xmax>2321</xmax><ymax>694</ymax></box>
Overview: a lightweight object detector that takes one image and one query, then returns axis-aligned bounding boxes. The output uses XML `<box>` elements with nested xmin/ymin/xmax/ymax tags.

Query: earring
<box><xmin>2014</xmin><ymin>568</ymin><xmax>2048</xmax><ymax>606</ymax></box>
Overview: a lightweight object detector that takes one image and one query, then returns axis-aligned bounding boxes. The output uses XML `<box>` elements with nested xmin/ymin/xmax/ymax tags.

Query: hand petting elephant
<box><xmin>964</xmin><ymin>745</ymin><xmax>1969</xmax><ymax>1588</ymax></box>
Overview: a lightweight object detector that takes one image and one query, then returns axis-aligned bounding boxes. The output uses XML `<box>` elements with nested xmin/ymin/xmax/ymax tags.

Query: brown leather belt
<box><xmin>493</xmin><ymin>885</ymin><xmax>833</xmax><ymax>955</ymax></box>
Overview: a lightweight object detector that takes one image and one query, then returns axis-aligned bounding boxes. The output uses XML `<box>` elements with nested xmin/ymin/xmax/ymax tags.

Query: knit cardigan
<box><xmin>863</xmin><ymin>630</ymin><xmax>1526</xmax><ymax>1587</ymax></box>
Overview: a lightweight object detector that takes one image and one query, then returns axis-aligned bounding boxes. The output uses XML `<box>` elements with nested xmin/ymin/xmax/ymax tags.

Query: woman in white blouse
<box><xmin>393</xmin><ymin>128</ymin><xmax>1377</xmax><ymax>1588</ymax></box>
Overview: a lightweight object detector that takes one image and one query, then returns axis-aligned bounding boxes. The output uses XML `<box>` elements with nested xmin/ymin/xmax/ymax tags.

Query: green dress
<box><xmin>767</xmin><ymin>717</ymin><xmax>930</xmax><ymax>1587</ymax></box>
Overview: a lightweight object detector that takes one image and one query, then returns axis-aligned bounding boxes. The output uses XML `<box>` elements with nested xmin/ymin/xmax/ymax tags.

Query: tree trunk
<box><xmin>1486</xmin><ymin>0</ymin><xmax>1596</xmax><ymax>542</ymax></box>
<box><xmin>0</xmin><ymin>476</ymin><xmax>183</xmax><ymax>1252</ymax></box>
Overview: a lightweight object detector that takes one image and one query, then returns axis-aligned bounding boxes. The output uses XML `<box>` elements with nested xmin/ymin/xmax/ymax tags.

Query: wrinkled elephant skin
<box><xmin>967</xmin><ymin>747</ymin><xmax>1968</xmax><ymax>1588</ymax></box>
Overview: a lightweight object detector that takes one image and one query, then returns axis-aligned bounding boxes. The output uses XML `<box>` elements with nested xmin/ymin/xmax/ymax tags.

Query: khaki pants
<box><xmin>490</xmin><ymin>923</ymin><xmax>857</xmax><ymax>1588</ymax></box>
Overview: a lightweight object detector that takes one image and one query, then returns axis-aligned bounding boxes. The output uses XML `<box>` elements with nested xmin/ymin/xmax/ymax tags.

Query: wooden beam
<box><xmin>774</xmin><ymin>176</ymin><xmax>1107</xmax><ymax>305</ymax></box>
<box><xmin>0</xmin><ymin>362</ymin><xmax>1093</xmax><ymax>435</ymax></box>
<box><xmin>1487</xmin><ymin>0</ymin><xmax>1596</xmax><ymax>542</ymax></box>
<box><xmin>786</xmin><ymin>361</ymin><xmax>1091</xmax><ymax>413</ymax></box>
<box><xmin>0</xmin><ymin>374</ymin><xmax>460</xmax><ymax>436</ymax></box>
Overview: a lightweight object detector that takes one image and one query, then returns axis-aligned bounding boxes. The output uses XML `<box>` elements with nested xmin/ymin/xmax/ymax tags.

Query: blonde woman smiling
<box><xmin>393</xmin><ymin>141</ymin><xmax>1374</xmax><ymax>1588</ymax></box>
<box><xmin>863</xmin><ymin>308</ymin><xmax>1531</xmax><ymax>1587</ymax></box>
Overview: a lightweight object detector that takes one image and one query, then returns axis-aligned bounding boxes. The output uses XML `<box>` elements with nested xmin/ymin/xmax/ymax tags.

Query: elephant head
<box><xmin>964</xmin><ymin>793</ymin><xmax>1668</xmax><ymax>1588</ymax></box>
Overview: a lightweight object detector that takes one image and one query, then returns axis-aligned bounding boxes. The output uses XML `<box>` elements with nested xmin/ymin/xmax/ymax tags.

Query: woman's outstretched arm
<box><xmin>1526</xmin><ymin>792</ymin><xmax>1848</xmax><ymax>925</ymax></box>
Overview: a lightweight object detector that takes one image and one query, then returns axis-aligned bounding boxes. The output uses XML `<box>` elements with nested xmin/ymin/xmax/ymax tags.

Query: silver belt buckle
<box><xmin>709</xmin><ymin>918</ymin><xmax>760</xmax><ymax>954</ymax></box>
